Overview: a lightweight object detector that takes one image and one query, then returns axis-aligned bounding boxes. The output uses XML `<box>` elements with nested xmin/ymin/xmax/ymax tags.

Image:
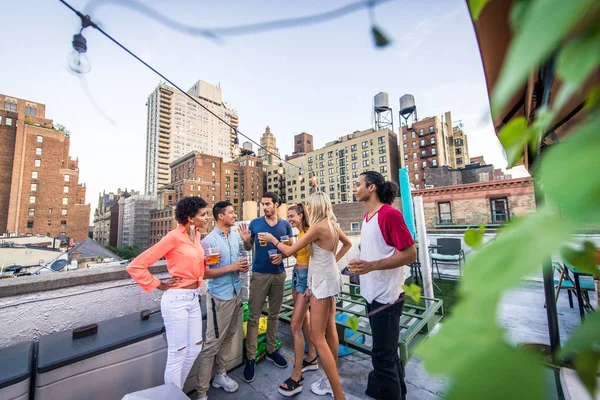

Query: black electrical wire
<box><xmin>58</xmin><ymin>0</ymin><xmax>307</xmax><ymax>172</ymax></box>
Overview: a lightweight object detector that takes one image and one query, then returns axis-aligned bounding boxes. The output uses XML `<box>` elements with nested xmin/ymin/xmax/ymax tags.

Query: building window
<box><xmin>212</xmin><ymin>162</ymin><xmax>216</xmax><ymax>168</ymax></box>
<box><xmin>380</xmin><ymin>165</ymin><xmax>387</xmax><ymax>173</ymax></box>
<box><xmin>421</xmin><ymin>150</ymin><xmax>426</xmax><ymax>157</ymax></box>
<box><xmin>29</xmin><ymin>196</ymin><xmax>36</xmax><ymax>204</ymax></box>
<box><xmin>432</xmin><ymin>148</ymin><xmax>437</xmax><ymax>155</ymax></box>
<box><xmin>379</xmin><ymin>156</ymin><xmax>387</xmax><ymax>163</ymax></box>
<box><xmin>378</xmin><ymin>146</ymin><xmax>386</xmax><ymax>154</ymax></box>
<box><xmin>404</xmin><ymin>154</ymin><xmax>408</xmax><ymax>160</ymax></box>
<box><xmin>308</xmin><ymin>157</ymin><xmax>313</xmax><ymax>163</ymax></box>
<box><xmin>329</xmin><ymin>185</ymin><xmax>335</xmax><ymax>191</ymax></box>
<box><xmin>64</xmin><ymin>174</ymin><xmax>70</xmax><ymax>182</ymax></box>
<box><xmin>4</xmin><ymin>102</ymin><xmax>17</xmax><ymax>112</ymax></box>
<box><xmin>328</xmin><ymin>159</ymin><xmax>334</xmax><ymax>166</ymax></box>
<box><xmin>438</xmin><ymin>202</ymin><xmax>452</xmax><ymax>224</ymax></box>
<box><xmin>32</xmin><ymin>171</ymin><xmax>38</xmax><ymax>179</ymax></box>
<box><xmin>28</xmin><ymin>208</ymin><xmax>35</xmax><ymax>217</ymax></box>
<box><xmin>362</xmin><ymin>160</ymin><xmax>369</xmax><ymax>167</ymax></box>
<box><xmin>415</xmin><ymin>184</ymin><xmax>420</xmax><ymax>189</ymax></box>
<box><xmin>60</xmin><ymin>220</ymin><xmax>67</xmax><ymax>229</ymax></box>
<box><xmin>419</xmin><ymin>128</ymin><xmax>424</xmax><ymax>136</ymax></box>
<box><xmin>490</xmin><ymin>197</ymin><xmax>509</xmax><ymax>223</ymax></box>
<box><xmin>412</xmin><ymin>142</ymin><xmax>417</xmax><ymax>148</ymax></box>
<box><xmin>351</xmin><ymin>222</ymin><xmax>360</xmax><ymax>231</ymax></box>
<box><xmin>61</xmin><ymin>209</ymin><xmax>68</xmax><ymax>216</ymax></box>
<box><xmin>413</xmin><ymin>162</ymin><xmax>417</xmax><ymax>169</ymax></box>
<box><xmin>31</xmin><ymin>183</ymin><xmax>37</xmax><ymax>192</ymax></box>
<box><xmin>413</xmin><ymin>153</ymin><xmax>417</xmax><ymax>159</ymax></box>
<box><xmin>456</xmin><ymin>157</ymin><xmax>462</xmax><ymax>164</ymax></box>
<box><xmin>403</xmin><ymin>144</ymin><xmax>408</xmax><ymax>151</ymax></box>
<box><xmin>329</xmin><ymin>176</ymin><xmax>335</xmax><ymax>183</ymax></box>
<box><xmin>420</xmin><ymin>139</ymin><xmax>425</xmax><ymax>146</ymax></box>
<box><xmin>27</xmin><ymin>221</ymin><xmax>34</xmax><ymax>229</ymax></box>
<box><xmin>362</xmin><ymin>141</ymin><xmax>368</xmax><ymax>148</ymax></box>
<box><xmin>330</xmin><ymin>193</ymin><xmax>335</xmax><ymax>200</ymax></box>
<box><xmin>429</xmin><ymin>126</ymin><xmax>434</xmax><ymax>133</ymax></box>
<box><xmin>479</xmin><ymin>172</ymin><xmax>490</xmax><ymax>182</ymax></box>
<box><xmin>63</xmin><ymin>186</ymin><xmax>69</xmax><ymax>194</ymax></box>
<box><xmin>414</xmin><ymin>173</ymin><xmax>419</xmax><ymax>180</ymax></box>
<box><xmin>432</xmin><ymin>158</ymin><xmax>438</xmax><ymax>167</ymax></box>
<box><xmin>361</xmin><ymin>151</ymin><xmax>368</xmax><ymax>158</ymax></box>
<box><xmin>37</xmin><ymin>135</ymin><xmax>43</xmax><ymax>143</ymax></box>
<box><xmin>456</xmin><ymin>148</ymin><xmax>462</xmax><ymax>155</ymax></box>
<box><xmin>352</xmin><ymin>171</ymin><xmax>359</xmax><ymax>178</ymax></box>
<box><xmin>25</xmin><ymin>106</ymin><xmax>37</xmax><ymax>116</ymax></box>
<box><xmin>5</xmin><ymin>118</ymin><xmax>13</xmax><ymax>126</ymax></box>
<box><xmin>62</xmin><ymin>197</ymin><xmax>68</xmax><ymax>205</ymax></box>
<box><xmin>319</xmin><ymin>162</ymin><xmax>324</xmax><ymax>168</ymax></box>
<box><xmin>36</xmin><ymin>148</ymin><xmax>42</xmax><ymax>156</ymax></box>
<box><xmin>328</xmin><ymin>151</ymin><xmax>333</xmax><ymax>158</ymax></box>
<box><xmin>422</xmin><ymin>161</ymin><xmax>427</xmax><ymax>168</ymax></box>
<box><xmin>455</xmin><ymin>138</ymin><xmax>463</xmax><ymax>147</ymax></box>
<box><xmin>402</xmin><ymin>133</ymin><xmax>406</xmax><ymax>141</ymax></box>
<box><xmin>34</xmin><ymin>160</ymin><xmax>41</xmax><ymax>167</ymax></box>
<box><xmin>411</xmin><ymin>131</ymin><xmax>416</xmax><ymax>138</ymax></box>
<box><xmin>351</xmin><ymin>162</ymin><xmax>357</xmax><ymax>169</ymax></box>
<box><xmin>48</xmin><ymin>220</ymin><xmax>52</xmax><ymax>226</ymax></box>
<box><xmin>430</xmin><ymin>137</ymin><xmax>436</xmax><ymax>144</ymax></box>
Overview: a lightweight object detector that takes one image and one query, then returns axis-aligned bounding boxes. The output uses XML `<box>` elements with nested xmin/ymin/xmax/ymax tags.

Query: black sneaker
<box><xmin>266</xmin><ymin>350</ymin><xmax>288</xmax><ymax>368</ymax></box>
<box><xmin>243</xmin><ymin>360</ymin><xmax>256</xmax><ymax>382</ymax></box>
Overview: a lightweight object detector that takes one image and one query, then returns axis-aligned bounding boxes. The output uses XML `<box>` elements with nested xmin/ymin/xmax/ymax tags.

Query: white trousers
<box><xmin>161</xmin><ymin>288</ymin><xmax>204</xmax><ymax>389</ymax></box>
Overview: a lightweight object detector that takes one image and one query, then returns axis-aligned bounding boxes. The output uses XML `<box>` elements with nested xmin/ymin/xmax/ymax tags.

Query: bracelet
<box><xmin>275</xmin><ymin>241</ymin><xmax>280</xmax><ymax>246</ymax></box>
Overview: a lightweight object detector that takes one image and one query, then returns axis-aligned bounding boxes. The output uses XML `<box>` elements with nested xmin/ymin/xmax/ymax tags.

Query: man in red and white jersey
<box><xmin>351</xmin><ymin>171</ymin><xmax>416</xmax><ymax>400</ymax></box>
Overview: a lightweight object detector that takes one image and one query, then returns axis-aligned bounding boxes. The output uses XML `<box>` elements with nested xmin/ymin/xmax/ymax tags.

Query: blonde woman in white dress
<box><xmin>259</xmin><ymin>192</ymin><xmax>352</xmax><ymax>399</ymax></box>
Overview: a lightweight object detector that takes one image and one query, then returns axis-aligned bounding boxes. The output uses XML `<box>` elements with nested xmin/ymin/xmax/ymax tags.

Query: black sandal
<box><xmin>278</xmin><ymin>376</ymin><xmax>303</xmax><ymax>397</ymax></box>
<box><xmin>301</xmin><ymin>356</ymin><xmax>319</xmax><ymax>372</ymax></box>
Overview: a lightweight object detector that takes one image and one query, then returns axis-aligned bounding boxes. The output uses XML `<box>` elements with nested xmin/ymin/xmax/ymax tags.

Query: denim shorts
<box><xmin>292</xmin><ymin>267</ymin><xmax>308</xmax><ymax>294</ymax></box>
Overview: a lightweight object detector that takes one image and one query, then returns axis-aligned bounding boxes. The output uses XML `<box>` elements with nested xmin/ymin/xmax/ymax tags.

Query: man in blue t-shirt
<box><xmin>239</xmin><ymin>192</ymin><xmax>293</xmax><ymax>382</ymax></box>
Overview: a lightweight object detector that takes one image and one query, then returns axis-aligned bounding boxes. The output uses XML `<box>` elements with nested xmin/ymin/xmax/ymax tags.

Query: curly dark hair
<box><xmin>360</xmin><ymin>171</ymin><xmax>398</xmax><ymax>205</ymax></box>
<box><xmin>175</xmin><ymin>196</ymin><xmax>208</xmax><ymax>225</ymax></box>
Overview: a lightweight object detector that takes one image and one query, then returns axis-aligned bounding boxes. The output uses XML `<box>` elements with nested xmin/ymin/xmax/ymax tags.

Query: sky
<box><xmin>0</xmin><ymin>0</ymin><xmax>528</xmax><ymax>224</ymax></box>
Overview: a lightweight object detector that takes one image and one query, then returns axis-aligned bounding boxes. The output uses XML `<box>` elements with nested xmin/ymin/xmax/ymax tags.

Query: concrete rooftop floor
<box><xmin>193</xmin><ymin>277</ymin><xmax>593</xmax><ymax>400</ymax></box>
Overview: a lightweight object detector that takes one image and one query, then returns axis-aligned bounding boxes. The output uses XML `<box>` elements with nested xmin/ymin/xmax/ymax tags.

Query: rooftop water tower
<box><xmin>399</xmin><ymin>94</ymin><xmax>417</xmax><ymax>128</ymax></box>
<box><xmin>373</xmin><ymin>92</ymin><xmax>393</xmax><ymax>131</ymax></box>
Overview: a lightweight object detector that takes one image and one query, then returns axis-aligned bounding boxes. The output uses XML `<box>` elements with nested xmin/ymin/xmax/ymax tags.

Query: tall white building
<box><xmin>144</xmin><ymin>79</ymin><xmax>239</xmax><ymax>194</ymax></box>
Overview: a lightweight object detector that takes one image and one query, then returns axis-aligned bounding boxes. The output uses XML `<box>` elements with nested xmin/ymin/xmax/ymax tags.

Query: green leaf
<box><xmin>468</xmin><ymin>0</ymin><xmax>490</xmax><ymax>20</ymax></box>
<box><xmin>536</xmin><ymin>114</ymin><xmax>600</xmax><ymax>224</ymax></box>
<box><xmin>557</xmin><ymin>24</ymin><xmax>600</xmax><ymax>89</ymax></box>
<box><xmin>498</xmin><ymin>117</ymin><xmax>530</xmax><ymax>168</ymax></box>
<box><xmin>446</xmin><ymin>344</ymin><xmax>547</xmax><ymax>400</ymax></box>
<box><xmin>492</xmin><ymin>0</ymin><xmax>597</xmax><ymax>116</ymax></box>
<box><xmin>402</xmin><ymin>283</ymin><xmax>421</xmax><ymax>303</ymax></box>
<box><xmin>509</xmin><ymin>0</ymin><xmax>532</xmax><ymax>30</ymax></box>
<box><xmin>560</xmin><ymin>311</ymin><xmax>600</xmax><ymax>358</ymax></box>
<box><xmin>585</xmin><ymin>85</ymin><xmax>600</xmax><ymax>110</ymax></box>
<box><xmin>347</xmin><ymin>315</ymin><xmax>359</xmax><ymax>332</ymax></box>
<box><xmin>464</xmin><ymin>224</ymin><xmax>485</xmax><ymax>248</ymax></box>
<box><xmin>561</xmin><ymin>242</ymin><xmax>599</xmax><ymax>278</ymax></box>
<box><xmin>573</xmin><ymin>350</ymin><xmax>600</xmax><ymax>396</ymax></box>
<box><xmin>371</xmin><ymin>26</ymin><xmax>391</xmax><ymax>48</ymax></box>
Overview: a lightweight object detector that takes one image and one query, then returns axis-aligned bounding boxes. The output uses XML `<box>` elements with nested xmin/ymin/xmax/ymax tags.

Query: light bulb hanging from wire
<box><xmin>277</xmin><ymin>162</ymin><xmax>284</xmax><ymax>176</ymax></box>
<box><xmin>68</xmin><ymin>33</ymin><xmax>91</xmax><ymax>73</ymax></box>
<box><xmin>67</xmin><ymin>13</ymin><xmax>94</xmax><ymax>74</ymax></box>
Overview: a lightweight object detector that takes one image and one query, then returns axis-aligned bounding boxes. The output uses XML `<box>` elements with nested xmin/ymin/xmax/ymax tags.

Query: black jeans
<box><xmin>365</xmin><ymin>294</ymin><xmax>407</xmax><ymax>400</ymax></box>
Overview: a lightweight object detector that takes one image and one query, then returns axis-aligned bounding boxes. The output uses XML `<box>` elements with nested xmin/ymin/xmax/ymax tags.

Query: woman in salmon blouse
<box><xmin>127</xmin><ymin>196</ymin><xmax>209</xmax><ymax>389</ymax></box>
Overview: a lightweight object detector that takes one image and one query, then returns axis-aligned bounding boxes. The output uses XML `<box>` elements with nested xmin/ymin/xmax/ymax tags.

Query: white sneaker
<box><xmin>310</xmin><ymin>376</ymin><xmax>333</xmax><ymax>397</ymax></box>
<box><xmin>212</xmin><ymin>372</ymin><xmax>239</xmax><ymax>393</ymax></box>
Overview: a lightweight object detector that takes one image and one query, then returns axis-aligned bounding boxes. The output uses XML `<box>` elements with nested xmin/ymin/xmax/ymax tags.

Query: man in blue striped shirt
<box><xmin>196</xmin><ymin>201</ymin><xmax>249</xmax><ymax>400</ymax></box>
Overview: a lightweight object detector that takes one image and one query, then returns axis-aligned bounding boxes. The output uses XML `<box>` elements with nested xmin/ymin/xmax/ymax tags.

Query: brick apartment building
<box><xmin>149</xmin><ymin>152</ymin><xmax>263</xmax><ymax>245</ymax></box>
<box><xmin>0</xmin><ymin>94</ymin><xmax>90</xmax><ymax>241</ymax></box>
<box><xmin>400</xmin><ymin>111</ymin><xmax>469</xmax><ymax>189</ymax></box>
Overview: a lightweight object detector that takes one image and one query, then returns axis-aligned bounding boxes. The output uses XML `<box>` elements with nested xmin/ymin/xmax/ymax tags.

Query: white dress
<box><xmin>307</xmin><ymin>221</ymin><xmax>342</xmax><ymax>299</ymax></box>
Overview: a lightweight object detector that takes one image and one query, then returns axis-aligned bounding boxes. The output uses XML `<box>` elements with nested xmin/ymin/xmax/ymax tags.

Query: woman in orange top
<box><xmin>126</xmin><ymin>196</ymin><xmax>209</xmax><ymax>389</ymax></box>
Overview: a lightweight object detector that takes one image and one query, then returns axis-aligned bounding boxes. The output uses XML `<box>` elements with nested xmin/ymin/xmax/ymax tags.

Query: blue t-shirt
<box><xmin>248</xmin><ymin>217</ymin><xmax>293</xmax><ymax>274</ymax></box>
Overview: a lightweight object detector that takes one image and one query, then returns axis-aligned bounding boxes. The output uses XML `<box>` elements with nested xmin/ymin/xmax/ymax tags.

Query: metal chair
<box><xmin>429</xmin><ymin>238</ymin><xmax>465</xmax><ymax>278</ymax></box>
<box><xmin>552</xmin><ymin>261</ymin><xmax>595</xmax><ymax>311</ymax></box>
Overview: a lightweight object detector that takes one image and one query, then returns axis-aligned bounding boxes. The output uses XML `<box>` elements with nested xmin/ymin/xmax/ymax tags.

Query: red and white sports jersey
<box><xmin>359</xmin><ymin>204</ymin><xmax>414</xmax><ymax>304</ymax></box>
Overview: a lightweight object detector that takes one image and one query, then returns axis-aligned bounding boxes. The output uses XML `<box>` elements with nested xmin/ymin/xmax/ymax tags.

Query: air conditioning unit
<box><xmin>425</xmin><ymin>184</ymin><xmax>434</xmax><ymax>189</ymax></box>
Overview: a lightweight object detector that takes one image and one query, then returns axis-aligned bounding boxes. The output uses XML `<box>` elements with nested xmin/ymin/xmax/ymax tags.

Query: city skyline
<box><xmin>0</xmin><ymin>1</ymin><xmax>528</xmax><ymax>222</ymax></box>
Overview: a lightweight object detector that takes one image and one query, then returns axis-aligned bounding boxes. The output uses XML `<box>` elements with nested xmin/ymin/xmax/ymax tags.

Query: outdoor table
<box><xmin>564</xmin><ymin>262</ymin><xmax>599</xmax><ymax>321</ymax></box>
